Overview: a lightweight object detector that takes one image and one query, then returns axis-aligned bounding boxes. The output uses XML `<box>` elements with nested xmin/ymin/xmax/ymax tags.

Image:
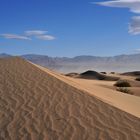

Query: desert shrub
<box><xmin>135</xmin><ymin>77</ymin><xmax>140</xmax><ymax>81</ymax></box>
<box><xmin>114</xmin><ymin>80</ymin><xmax>131</xmax><ymax>87</ymax></box>
<box><xmin>101</xmin><ymin>72</ymin><xmax>107</xmax><ymax>74</ymax></box>
<box><xmin>110</xmin><ymin>72</ymin><xmax>115</xmax><ymax>74</ymax></box>
<box><xmin>116</xmin><ymin>87</ymin><xmax>133</xmax><ymax>95</ymax></box>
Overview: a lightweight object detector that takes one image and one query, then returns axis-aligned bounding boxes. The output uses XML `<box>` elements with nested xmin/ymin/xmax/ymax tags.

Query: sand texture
<box><xmin>35</xmin><ymin>65</ymin><xmax>140</xmax><ymax>117</ymax></box>
<box><xmin>0</xmin><ymin>57</ymin><xmax>140</xmax><ymax>140</ymax></box>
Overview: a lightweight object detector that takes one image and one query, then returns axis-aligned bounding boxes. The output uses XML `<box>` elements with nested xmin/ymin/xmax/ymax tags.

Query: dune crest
<box><xmin>0</xmin><ymin>57</ymin><xmax>140</xmax><ymax>140</ymax></box>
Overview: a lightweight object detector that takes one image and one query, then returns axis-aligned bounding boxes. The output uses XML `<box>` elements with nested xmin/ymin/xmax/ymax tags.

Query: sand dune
<box><xmin>35</xmin><ymin>65</ymin><xmax>140</xmax><ymax>117</ymax></box>
<box><xmin>66</xmin><ymin>71</ymin><xmax>140</xmax><ymax>97</ymax></box>
<box><xmin>0</xmin><ymin>57</ymin><xmax>140</xmax><ymax>140</ymax></box>
<box><xmin>79</xmin><ymin>70</ymin><xmax>119</xmax><ymax>81</ymax></box>
<box><xmin>121</xmin><ymin>71</ymin><xmax>140</xmax><ymax>77</ymax></box>
<box><xmin>66</xmin><ymin>70</ymin><xmax>119</xmax><ymax>81</ymax></box>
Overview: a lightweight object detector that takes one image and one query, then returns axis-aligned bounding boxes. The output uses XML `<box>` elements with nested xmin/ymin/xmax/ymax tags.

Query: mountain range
<box><xmin>1</xmin><ymin>53</ymin><xmax>140</xmax><ymax>73</ymax></box>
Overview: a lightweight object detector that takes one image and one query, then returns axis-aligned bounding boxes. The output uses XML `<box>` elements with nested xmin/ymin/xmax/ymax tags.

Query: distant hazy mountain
<box><xmin>21</xmin><ymin>53</ymin><xmax>140</xmax><ymax>73</ymax></box>
<box><xmin>0</xmin><ymin>53</ymin><xmax>12</xmax><ymax>58</ymax></box>
<box><xmin>21</xmin><ymin>54</ymin><xmax>56</xmax><ymax>67</ymax></box>
<box><xmin>1</xmin><ymin>53</ymin><xmax>140</xmax><ymax>73</ymax></box>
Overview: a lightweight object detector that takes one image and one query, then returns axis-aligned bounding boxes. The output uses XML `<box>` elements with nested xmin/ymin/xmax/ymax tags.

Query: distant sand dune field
<box><xmin>0</xmin><ymin>57</ymin><xmax>140</xmax><ymax>140</ymax></box>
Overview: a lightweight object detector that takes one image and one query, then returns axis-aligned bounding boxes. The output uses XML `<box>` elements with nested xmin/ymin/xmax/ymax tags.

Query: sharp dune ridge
<box><xmin>33</xmin><ymin>63</ymin><xmax>140</xmax><ymax>117</ymax></box>
<box><xmin>0</xmin><ymin>57</ymin><xmax>140</xmax><ymax>140</ymax></box>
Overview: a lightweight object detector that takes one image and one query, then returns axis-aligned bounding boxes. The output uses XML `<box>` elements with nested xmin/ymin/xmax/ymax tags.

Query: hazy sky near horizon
<box><xmin>0</xmin><ymin>0</ymin><xmax>140</xmax><ymax>57</ymax></box>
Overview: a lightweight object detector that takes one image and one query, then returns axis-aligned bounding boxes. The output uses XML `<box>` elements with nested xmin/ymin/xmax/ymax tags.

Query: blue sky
<box><xmin>0</xmin><ymin>0</ymin><xmax>140</xmax><ymax>57</ymax></box>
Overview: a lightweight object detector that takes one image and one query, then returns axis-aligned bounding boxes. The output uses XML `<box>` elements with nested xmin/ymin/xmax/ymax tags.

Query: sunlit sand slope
<box><xmin>0</xmin><ymin>57</ymin><xmax>140</xmax><ymax>140</ymax></box>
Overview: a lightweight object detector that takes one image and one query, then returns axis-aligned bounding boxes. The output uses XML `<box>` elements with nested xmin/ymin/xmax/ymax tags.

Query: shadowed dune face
<box><xmin>122</xmin><ymin>71</ymin><xmax>140</xmax><ymax>77</ymax></box>
<box><xmin>79</xmin><ymin>70</ymin><xmax>119</xmax><ymax>81</ymax></box>
<box><xmin>0</xmin><ymin>57</ymin><xmax>140</xmax><ymax>140</ymax></box>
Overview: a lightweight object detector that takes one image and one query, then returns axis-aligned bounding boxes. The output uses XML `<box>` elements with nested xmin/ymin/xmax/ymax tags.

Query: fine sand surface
<box><xmin>0</xmin><ymin>57</ymin><xmax>140</xmax><ymax>140</ymax></box>
<box><xmin>66</xmin><ymin>71</ymin><xmax>140</xmax><ymax>97</ymax></box>
<box><xmin>36</xmin><ymin>65</ymin><xmax>140</xmax><ymax>118</ymax></box>
<box><xmin>107</xmin><ymin>73</ymin><xmax>140</xmax><ymax>97</ymax></box>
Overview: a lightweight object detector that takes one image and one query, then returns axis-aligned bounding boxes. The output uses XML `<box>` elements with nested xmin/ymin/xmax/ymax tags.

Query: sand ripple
<box><xmin>0</xmin><ymin>57</ymin><xmax>140</xmax><ymax>140</ymax></box>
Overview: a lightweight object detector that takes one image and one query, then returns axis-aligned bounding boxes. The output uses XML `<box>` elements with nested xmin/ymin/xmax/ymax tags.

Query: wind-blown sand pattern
<box><xmin>0</xmin><ymin>57</ymin><xmax>140</xmax><ymax>140</ymax></box>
